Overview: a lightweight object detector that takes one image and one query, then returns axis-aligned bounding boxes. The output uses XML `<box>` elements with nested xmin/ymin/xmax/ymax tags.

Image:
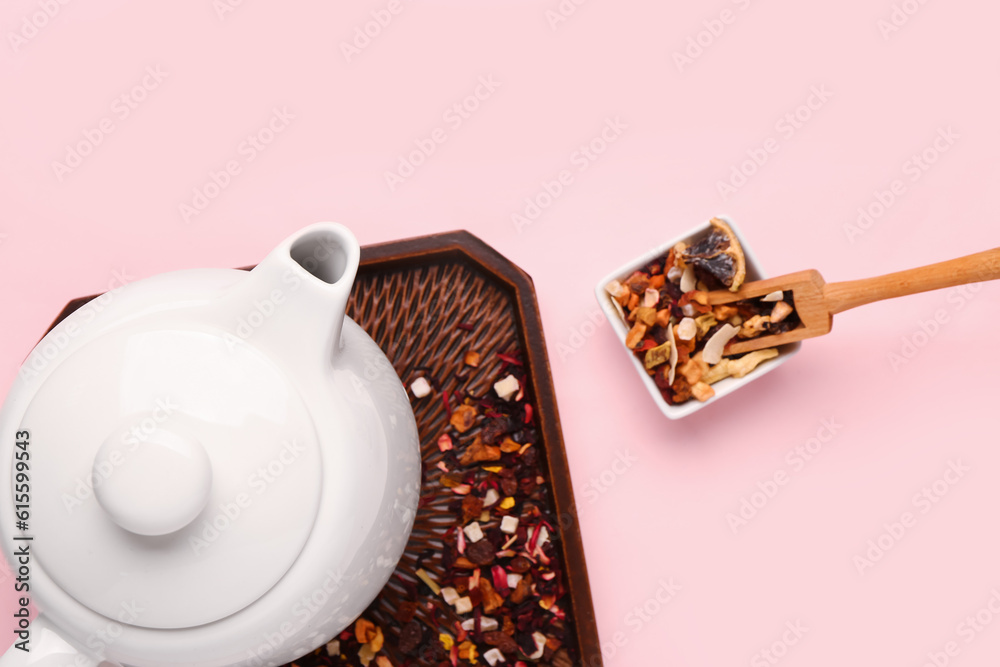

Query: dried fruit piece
<box><xmin>714</xmin><ymin>304</ymin><xmax>739</xmax><ymax>321</ymax></box>
<box><xmin>462</xmin><ymin>496</ymin><xmax>484</xmax><ymax>523</ymax></box>
<box><xmin>770</xmin><ymin>300</ymin><xmax>794</xmax><ymax>324</ymax></box>
<box><xmin>465</xmin><ymin>350</ymin><xmax>482</xmax><ymax>367</ymax></box>
<box><xmin>355</xmin><ymin>618</ymin><xmax>377</xmax><ymax>644</ymax></box>
<box><xmin>761</xmin><ymin>290</ymin><xmax>784</xmax><ymax>302</ymax></box>
<box><xmin>703</xmin><ymin>323</ymin><xmax>740</xmax><ymax>365</ymax></box>
<box><xmin>463</xmin><ymin>521</ymin><xmax>485</xmax><ymax>543</ymax></box>
<box><xmin>675</xmin><ymin>317</ymin><xmax>697</xmax><ymax>341</ymax></box>
<box><xmin>480</xmin><ymin>578</ymin><xmax>504</xmax><ymax>613</ymax></box>
<box><xmin>633</xmin><ymin>306</ymin><xmax>656</xmax><ymax>326</ymax></box>
<box><xmin>605</xmin><ymin>279</ymin><xmax>628</xmax><ymax>300</ymax></box>
<box><xmin>450</xmin><ymin>404</ymin><xmax>478</xmax><ymax>432</ymax></box>
<box><xmin>459</xmin><ymin>437</ymin><xmax>501</xmax><ymax>466</ymax></box>
<box><xmin>739</xmin><ymin>314</ymin><xmax>771</xmax><ymax>339</ymax></box>
<box><xmin>643</xmin><ymin>340</ymin><xmax>672</xmax><ymax>369</ymax></box>
<box><xmin>680</xmin><ymin>218</ymin><xmax>747</xmax><ymax>291</ymax></box>
<box><xmin>680</xmin><ymin>265</ymin><xmax>697</xmax><ymax>293</ymax></box>
<box><xmin>678</xmin><ymin>355</ymin><xmax>707</xmax><ymax>385</ymax></box>
<box><xmin>667</xmin><ymin>323</ymin><xmax>679</xmax><ymax>386</ymax></box>
<box><xmin>410</xmin><ymin>377</ymin><xmax>432</xmax><ymax>398</ymax></box>
<box><xmin>458</xmin><ymin>640</ymin><xmax>479</xmax><ymax>664</ymax></box>
<box><xmin>494</xmin><ymin>374</ymin><xmax>520</xmax><ymax>401</ymax></box>
<box><xmin>729</xmin><ymin>348</ymin><xmax>780</xmax><ymax>378</ymax></box>
<box><xmin>625</xmin><ymin>321</ymin><xmax>647</xmax><ymax>349</ymax></box>
<box><xmin>500</xmin><ymin>515</ymin><xmax>519</xmax><ymax>533</ymax></box>
<box><xmin>691</xmin><ymin>381</ymin><xmax>715</xmax><ymax>402</ymax></box>
<box><xmin>499</xmin><ymin>437</ymin><xmax>520</xmax><ymax>453</ymax></box>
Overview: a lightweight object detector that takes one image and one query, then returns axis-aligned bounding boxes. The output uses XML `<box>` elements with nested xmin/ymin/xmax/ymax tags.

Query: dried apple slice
<box><xmin>680</xmin><ymin>218</ymin><xmax>747</xmax><ymax>292</ymax></box>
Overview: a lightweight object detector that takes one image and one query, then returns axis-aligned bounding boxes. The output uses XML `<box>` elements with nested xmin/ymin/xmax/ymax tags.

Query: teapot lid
<box><xmin>14</xmin><ymin>225</ymin><xmax>368</xmax><ymax>630</ymax></box>
<box><xmin>26</xmin><ymin>312</ymin><xmax>324</xmax><ymax>629</ymax></box>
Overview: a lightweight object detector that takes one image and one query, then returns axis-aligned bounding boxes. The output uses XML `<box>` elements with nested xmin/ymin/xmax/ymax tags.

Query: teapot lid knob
<box><xmin>93</xmin><ymin>428</ymin><xmax>212</xmax><ymax>536</ymax></box>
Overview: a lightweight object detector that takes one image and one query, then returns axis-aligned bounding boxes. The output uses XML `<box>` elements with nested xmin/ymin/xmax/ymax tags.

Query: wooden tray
<box><xmin>45</xmin><ymin>231</ymin><xmax>601</xmax><ymax>667</ymax></box>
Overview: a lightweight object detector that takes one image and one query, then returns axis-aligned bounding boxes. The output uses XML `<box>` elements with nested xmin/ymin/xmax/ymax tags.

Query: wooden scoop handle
<box><xmin>823</xmin><ymin>247</ymin><xmax>1000</xmax><ymax>315</ymax></box>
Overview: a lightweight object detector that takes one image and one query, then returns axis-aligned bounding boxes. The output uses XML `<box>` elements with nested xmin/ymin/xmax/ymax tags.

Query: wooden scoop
<box><xmin>707</xmin><ymin>247</ymin><xmax>1000</xmax><ymax>357</ymax></box>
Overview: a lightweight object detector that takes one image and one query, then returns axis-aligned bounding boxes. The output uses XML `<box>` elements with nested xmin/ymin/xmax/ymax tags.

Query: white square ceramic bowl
<box><xmin>594</xmin><ymin>216</ymin><xmax>801</xmax><ymax>419</ymax></box>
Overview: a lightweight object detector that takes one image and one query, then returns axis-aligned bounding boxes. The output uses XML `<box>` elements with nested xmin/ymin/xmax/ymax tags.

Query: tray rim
<box><xmin>42</xmin><ymin>229</ymin><xmax>603</xmax><ymax>667</ymax></box>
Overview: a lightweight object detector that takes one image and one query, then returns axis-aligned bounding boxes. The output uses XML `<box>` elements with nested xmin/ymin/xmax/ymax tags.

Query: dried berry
<box><xmin>484</xmin><ymin>631</ymin><xmax>519</xmax><ymax>654</ymax></box>
<box><xmin>508</xmin><ymin>556</ymin><xmax>531</xmax><ymax>574</ymax></box>
<box><xmin>395</xmin><ymin>599</ymin><xmax>418</xmax><ymax>624</ymax></box>
<box><xmin>466</xmin><ymin>538</ymin><xmax>496</xmax><ymax>566</ymax></box>
<box><xmin>398</xmin><ymin>620</ymin><xmax>423</xmax><ymax>654</ymax></box>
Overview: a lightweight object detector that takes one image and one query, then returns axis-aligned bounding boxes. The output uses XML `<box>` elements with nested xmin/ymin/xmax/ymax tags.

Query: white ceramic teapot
<box><xmin>0</xmin><ymin>223</ymin><xmax>422</xmax><ymax>667</ymax></box>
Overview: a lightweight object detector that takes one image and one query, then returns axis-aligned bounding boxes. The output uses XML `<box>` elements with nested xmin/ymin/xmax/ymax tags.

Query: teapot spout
<box><xmin>229</xmin><ymin>223</ymin><xmax>361</xmax><ymax>368</ymax></box>
<box><xmin>0</xmin><ymin>614</ymin><xmax>103</xmax><ymax>667</ymax></box>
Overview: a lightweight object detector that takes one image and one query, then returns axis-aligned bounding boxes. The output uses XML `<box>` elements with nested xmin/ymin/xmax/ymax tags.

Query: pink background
<box><xmin>3</xmin><ymin>0</ymin><xmax>1000</xmax><ymax>665</ymax></box>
